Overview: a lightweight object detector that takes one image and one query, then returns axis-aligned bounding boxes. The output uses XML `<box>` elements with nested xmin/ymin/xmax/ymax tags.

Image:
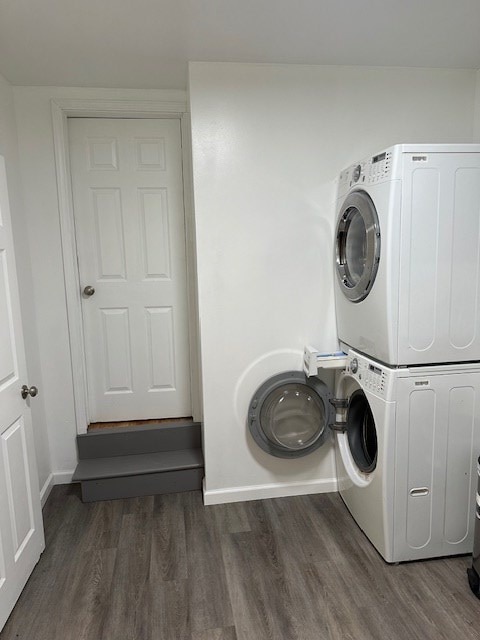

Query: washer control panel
<box><xmin>345</xmin><ymin>352</ymin><xmax>390</xmax><ymax>398</ymax></box>
<box><xmin>363</xmin><ymin>362</ymin><xmax>387</xmax><ymax>395</ymax></box>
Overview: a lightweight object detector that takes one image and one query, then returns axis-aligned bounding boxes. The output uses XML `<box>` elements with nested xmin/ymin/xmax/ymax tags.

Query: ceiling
<box><xmin>1</xmin><ymin>0</ymin><xmax>480</xmax><ymax>90</ymax></box>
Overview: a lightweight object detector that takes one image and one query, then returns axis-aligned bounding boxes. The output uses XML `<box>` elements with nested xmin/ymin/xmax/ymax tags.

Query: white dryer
<box><xmin>335</xmin><ymin>349</ymin><xmax>480</xmax><ymax>563</ymax></box>
<box><xmin>334</xmin><ymin>143</ymin><xmax>480</xmax><ymax>365</ymax></box>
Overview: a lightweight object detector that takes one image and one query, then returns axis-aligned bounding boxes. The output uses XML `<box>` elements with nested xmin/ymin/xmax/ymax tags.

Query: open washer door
<box><xmin>335</xmin><ymin>190</ymin><xmax>381</xmax><ymax>302</ymax></box>
<box><xmin>336</xmin><ymin>388</ymin><xmax>378</xmax><ymax>487</ymax></box>
<box><xmin>248</xmin><ymin>371</ymin><xmax>335</xmax><ymax>458</ymax></box>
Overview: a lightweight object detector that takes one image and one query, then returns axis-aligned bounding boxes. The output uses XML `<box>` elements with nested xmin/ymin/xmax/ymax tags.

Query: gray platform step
<box><xmin>80</xmin><ymin>468</ymin><xmax>204</xmax><ymax>502</ymax></box>
<box><xmin>72</xmin><ymin>448</ymin><xmax>204</xmax><ymax>502</ymax></box>
<box><xmin>77</xmin><ymin>421</ymin><xmax>201</xmax><ymax>459</ymax></box>
<box><xmin>72</xmin><ymin>448</ymin><xmax>203</xmax><ymax>481</ymax></box>
<box><xmin>73</xmin><ymin>421</ymin><xmax>204</xmax><ymax>502</ymax></box>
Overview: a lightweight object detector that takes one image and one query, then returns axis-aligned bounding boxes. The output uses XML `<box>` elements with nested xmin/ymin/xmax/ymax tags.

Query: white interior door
<box><xmin>68</xmin><ymin>118</ymin><xmax>192</xmax><ymax>423</ymax></box>
<box><xmin>0</xmin><ymin>156</ymin><xmax>45</xmax><ymax>631</ymax></box>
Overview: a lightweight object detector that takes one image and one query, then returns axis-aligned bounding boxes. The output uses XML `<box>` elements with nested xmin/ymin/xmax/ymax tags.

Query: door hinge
<box><xmin>329</xmin><ymin>398</ymin><xmax>348</xmax><ymax>409</ymax></box>
<box><xmin>330</xmin><ymin>422</ymin><xmax>347</xmax><ymax>433</ymax></box>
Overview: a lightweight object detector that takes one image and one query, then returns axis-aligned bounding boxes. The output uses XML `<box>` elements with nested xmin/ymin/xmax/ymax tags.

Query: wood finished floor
<box><xmin>1</xmin><ymin>486</ymin><xmax>479</xmax><ymax>640</ymax></box>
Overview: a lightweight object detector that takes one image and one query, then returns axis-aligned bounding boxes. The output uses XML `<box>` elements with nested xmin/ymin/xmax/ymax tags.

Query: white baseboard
<box><xmin>53</xmin><ymin>470</ymin><xmax>75</xmax><ymax>485</ymax></box>
<box><xmin>42</xmin><ymin>470</ymin><xmax>337</xmax><ymax>508</ymax></box>
<box><xmin>40</xmin><ymin>470</ymin><xmax>76</xmax><ymax>508</ymax></box>
<box><xmin>40</xmin><ymin>474</ymin><xmax>54</xmax><ymax>507</ymax></box>
<box><xmin>203</xmin><ymin>477</ymin><xmax>338</xmax><ymax>505</ymax></box>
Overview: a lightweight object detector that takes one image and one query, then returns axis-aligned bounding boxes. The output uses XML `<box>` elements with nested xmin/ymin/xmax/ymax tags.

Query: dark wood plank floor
<box><xmin>1</xmin><ymin>485</ymin><xmax>479</xmax><ymax>639</ymax></box>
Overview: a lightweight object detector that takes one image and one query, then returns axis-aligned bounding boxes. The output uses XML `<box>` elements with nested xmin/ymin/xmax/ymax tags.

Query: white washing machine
<box><xmin>335</xmin><ymin>349</ymin><xmax>480</xmax><ymax>563</ymax></box>
<box><xmin>248</xmin><ymin>349</ymin><xmax>480</xmax><ymax>562</ymax></box>
<box><xmin>334</xmin><ymin>143</ymin><xmax>480</xmax><ymax>366</ymax></box>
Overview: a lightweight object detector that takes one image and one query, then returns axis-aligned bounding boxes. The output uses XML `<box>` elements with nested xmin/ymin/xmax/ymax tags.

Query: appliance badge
<box><xmin>412</xmin><ymin>155</ymin><xmax>428</xmax><ymax>162</ymax></box>
<box><xmin>414</xmin><ymin>380</ymin><xmax>429</xmax><ymax>386</ymax></box>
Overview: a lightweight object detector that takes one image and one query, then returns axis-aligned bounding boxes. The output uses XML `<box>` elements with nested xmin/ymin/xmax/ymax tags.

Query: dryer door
<box><xmin>335</xmin><ymin>190</ymin><xmax>381</xmax><ymax>302</ymax></box>
<box><xmin>248</xmin><ymin>371</ymin><xmax>335</xmax><ymax>458</ymax></box>
<box><xmin>336</xmin><ymin>388</ymin><xmax>378</xmax><ymax>486</ymax></box>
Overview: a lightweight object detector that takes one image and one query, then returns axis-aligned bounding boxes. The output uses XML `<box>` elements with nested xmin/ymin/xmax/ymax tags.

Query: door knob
<box><xmin>21</xmin><ymin>385</ymin><xmax>38</xmax><ymax>399</ymax></box>
<box><xmin>83</xmin><ymin>285</ymin><xmax>95</xmax><ymax>297</ymax></box>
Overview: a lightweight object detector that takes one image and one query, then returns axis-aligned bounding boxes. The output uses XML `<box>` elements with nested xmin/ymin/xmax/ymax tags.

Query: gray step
<box><xmin>80</xmin><ymin>468</ymin><xmax>203</xmax><ymax>502</ymax></box>
<box><xmin>72</xmin><ymin>448</ymin><xmax>204</xmax><ymax>502</ymax></box>
<box><xmin>76</xmin><ymin>421</ymin><xmax>202</xmax><ymax>459</ymax></box>
<box><xmin>72</xmin><ymin>448</ymin><xmax>203</xmax><ymax>481</ymax></box>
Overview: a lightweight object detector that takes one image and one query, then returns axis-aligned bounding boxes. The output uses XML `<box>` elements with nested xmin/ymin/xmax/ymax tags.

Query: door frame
<box><xmin>51</xmin><ymin>97</ymin><xmax>201</xmax><ymax>434</ymax></box>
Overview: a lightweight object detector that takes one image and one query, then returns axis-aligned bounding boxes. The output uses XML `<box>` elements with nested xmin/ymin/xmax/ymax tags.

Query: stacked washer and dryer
<box><xmin>247</xmin><ymin>143</ymin><xmax>480</xmax><ymax>564</ymax></box>
<box><xmin>333</xmin><ymin>144</ymin><xmax>480</xmax><ymax>562</ymax></box>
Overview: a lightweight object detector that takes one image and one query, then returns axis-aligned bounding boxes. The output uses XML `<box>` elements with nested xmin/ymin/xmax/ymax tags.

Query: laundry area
<box><xmin>2</xmin><ymin>2</ymin><xmax>480</xmax><ymax>639</ymax></box>
<box><xmin>248</xmin><ymin>143</ymin><xmax>480</xmax><ymax>564</ymax></box>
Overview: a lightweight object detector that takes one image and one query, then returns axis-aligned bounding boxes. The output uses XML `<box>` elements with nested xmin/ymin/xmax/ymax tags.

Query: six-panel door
<box><xmin>0</xmin><ymin>156</ymin><xmax>44</xmax><ymax>632</ymax></box>
<box><xmin>68</xmin><ymin>118</ymin><xmax>192</xmax><ymax>423</ymax></box>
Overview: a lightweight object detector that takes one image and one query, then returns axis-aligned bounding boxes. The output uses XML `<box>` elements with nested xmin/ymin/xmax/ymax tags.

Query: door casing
<box><xmin>51</xmin><ymin>98</ymin><xmax>202</xmax><ymax>434</ymax></box>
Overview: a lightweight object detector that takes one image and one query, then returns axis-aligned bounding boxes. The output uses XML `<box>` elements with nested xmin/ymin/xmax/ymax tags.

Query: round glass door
<box><xmin>345</xmin><ymin>390</ymin><xmax>377</xmax><ymax>473</ymax></box>
<box><xmin>248</xmin><ymin>372</ymin><xmax>334</xmax><ymax>458</ymax></box>
<box><xmin>335</xmin><ymin>190</ymin><xmax>381</xmax><ymax>302</ymax></box>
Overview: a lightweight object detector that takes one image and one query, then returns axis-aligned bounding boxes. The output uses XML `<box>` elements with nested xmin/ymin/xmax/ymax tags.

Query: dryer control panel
<box><xmin>336</xmin><ymin>147</ymin><xmax>395</xmax><ymax>198</ymax></box>
<box><xmin>367</xmin><ymin>151</ymin><xmax>392</xmax><ymax>184</ymax></box>
<box><xmin>345</xmin><ymin>352</ymin><xmax>392</xmax><ymax>399</ymax></box>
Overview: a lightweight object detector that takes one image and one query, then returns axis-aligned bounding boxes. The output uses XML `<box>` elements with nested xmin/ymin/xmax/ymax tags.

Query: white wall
<box><xmin>13</xmin><ymin>86</ymin><xmax>187</xmax><ymax>480</ymax></box>
<box><xmin>189</xmin><ymin>62</ymin><xmax>477</xmax><ymax>504</ymax></box>
<box><xmin>0</xmin><ymin>74</ymin><xmax>52</xmax><ymax>495</ymax></box>
<box><xmin>474</xmin><ymin>70</ymin><xmax>480</xmax><ymax>140</ymax></box>
<box><xmin>11</xmin><ymin>68</ymin><xmax>479</xmax><ymax>497</ymax></box>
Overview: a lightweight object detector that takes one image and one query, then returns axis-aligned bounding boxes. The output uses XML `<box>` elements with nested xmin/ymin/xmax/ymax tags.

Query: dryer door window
<box><xmin>345</xmin><ymin>389</ymin><xmax>378</xmax><ymax>473</ymax></box>
<box><xmin>248</xmin><ymin>372</ymin><xmax>335</xmax><ymax>458</ymax></box>
<box><xmin>336</xmin><ymin>190</ymin><xmax>380</xmax><ymax>302</ymax></box>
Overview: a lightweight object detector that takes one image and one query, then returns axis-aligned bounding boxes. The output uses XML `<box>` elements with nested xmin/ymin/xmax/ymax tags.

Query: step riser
<box><xmin>80</xmin><ymin>468</ymin><xmax>203</xmax><ymax>502</ymax></box>
<box><xmin>77</xmin><ymin>422</ymin><xmax>202</xmax><ymax>459</ymax></box>
<box><xmin>72</xmin><ymin>449</ymin><xmax>203</xmax><ymax>482</ymax></box>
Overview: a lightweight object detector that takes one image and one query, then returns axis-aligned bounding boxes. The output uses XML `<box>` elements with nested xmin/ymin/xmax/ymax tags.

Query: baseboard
<box><xmin>203</xmin><ymin>477</ymin><xmax>338</xmax><ymax>505</ymax></box>
<box><xmin>40</xmin><ymin>474</ymin><xmax>54</xmax><ymax>508</ymax></box>
<box><xmin>40</xmin><ymin>470</ymin><xmax>76</xmax><ymax>507</ymax></box>
<box><xmin>53</xmin><ymin>470</ymin><xmax>75</xmax><ymax>485</ymax></box>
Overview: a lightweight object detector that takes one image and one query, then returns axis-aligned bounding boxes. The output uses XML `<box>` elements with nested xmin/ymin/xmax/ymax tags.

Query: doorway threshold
<box><xmin>88</xmin><ymin>416</ymin><xmax>194</xmax><ymax>431</ymax></box>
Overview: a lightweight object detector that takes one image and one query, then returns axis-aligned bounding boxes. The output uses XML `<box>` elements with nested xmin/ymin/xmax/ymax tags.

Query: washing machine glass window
<box><xmin>248</xmin><ymin>372</ymin><xmax>335</xmax><ymax>458</ymax></box>
<box><xmin>346</xmin><ymin>389</ymin><xmax>378</xmax><ymax>473</ymax></box>
<box><xmin>260</xmin><ymin>383</ymin><xmax>325</xmax><ymax>450</ymax></box>
<box><xmin>336</xmin><ymin>190</ymin><xmax>381</xmax><ymax>303</ymax></box>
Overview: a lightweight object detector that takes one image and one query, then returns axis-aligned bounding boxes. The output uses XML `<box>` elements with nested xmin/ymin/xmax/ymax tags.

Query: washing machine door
<box><xmin>337</xmin><ymin>388</ymin><xmax>378</xmax><ymax>486</ymax></box>
<box><xmin>335</xmin><ymin>190</ymin><xmax>381</xmax><ymax>302</ymax></box>
<box><xmin>248</xmin><ymin>371</ymin><xmax>335</xmax><ymax>458</ymax></box>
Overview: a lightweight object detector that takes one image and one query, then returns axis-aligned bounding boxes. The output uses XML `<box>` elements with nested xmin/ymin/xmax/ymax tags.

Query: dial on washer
<box><xmin>352</xmin><ymin>165</ymin><xmax>362</xmax><ymax>182</ymax></box>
